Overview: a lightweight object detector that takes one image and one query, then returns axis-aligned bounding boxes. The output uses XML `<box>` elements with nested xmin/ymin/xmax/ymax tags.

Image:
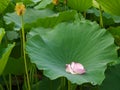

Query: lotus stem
<box><xmin>83</xmin><ymin>12</ymin><xmax>86</xmax><ymax>18</ymax></box>
<box><xmin>15</xmin><ymin>75</ymin><xmax>20</xmax><ymax>90</ymax></box>
<box><xmin>68</xmin><ymin>80</ymin><xmax>71</xmax><ymax>90</ymax></box>
<box><xmin>3</xmin><ymin>75</ymin><xmax>9</xmax><ymax>90</ymax></box>
<box><xmin>99</xmin><ymin>5</ymin><xmax>103</xmax><ymax>27</ymax></box>
<box><xmin>9</xmin><ymin>74</ymin><xmax>12</xmax><ymax>90</ymax></box>
<box><xmin>21</xmin><ymin>15</ymin><xmax>31</xmax><ymax>90</ymax></box>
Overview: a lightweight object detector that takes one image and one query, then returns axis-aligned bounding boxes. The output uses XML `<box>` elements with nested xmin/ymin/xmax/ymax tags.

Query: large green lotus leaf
<box><xmin>0</xmin><ymin>43</ymin><xmax>15</xmax><ymax>75</ymax></box>
<box><xmin>0</xmin><ymin>0</ymin><xmax>10</xmax><ymax>14</ymax></box>
<box><xmin>67</xmin><ymin>0</ymin><xmax>92</xmax><ymax>12</ymax></box>
<box><xmin>96</xmin><ymin>0</ymin><xmax>120</xmax><ymax>16</ymax></box>
<box><xmin>0</xmin><ymin>28</ymin><xmax>5</xmax><ymax>43</ymax></box>
<box><xmin>100</xmin><ymin>64</ymin><xmax>120</xmax><ymax>90</ymax></box>
<box><xmin>26</xmin><ymin>21</ymin><xmax>117</xmax><ymax>85</ymax></box>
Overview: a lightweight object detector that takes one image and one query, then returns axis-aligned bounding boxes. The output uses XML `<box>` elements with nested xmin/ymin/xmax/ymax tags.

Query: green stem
<box><xmin>34</xmin><ymin>65</ymin><xmax>38</xmax><ymax>83</ymax></box>
<box><xmin>83</xmin><ymin>12</ymin><xmax>86</xmax><ymax>18</ymax></box>
<box><xmin>15</xmin><ymin>75</ymin><xmax>20</xmax><ymax>90</ymax></box>
<box><xmin>80</xmin><ymin>85</ymin><xmax>83</xmax><ymax>90</ymax></box>
<box><xmin>68</xmin><ymin>80</ymin><xmax>71</xmax><ymax>90</ymax></box>
<box><xmin>29</xmin><ymin>64</ymin><xmax>34</xmax><ymax>85</ymax></box>
<box><xmin>61</xmin><ymin>77</ymin><xmax>66</xmax><ymax>90</ymax></box>
<box><xmin>9</xmin><ymin>74</ymin><xmax>12</xmax><ymax>90</ymax></box>
<box><xmin>20</xmin><ymin>30</ymin><xmax>23</xmax><ymax>56</ymax></box>
<box><xmin>3</xmin><ymin>75</ymin><xmax>9</xmax><ymax>90</ymax></box>
<box><xmin>21</xmin><ymin>15</ymin><xmax>31</xmax><ymax>90</ymax></box>
<box><xmin>24</xmin><ymin>75</ymin><xmax>27</xmax><ymax>89</ymax></box>
<box><xmin>50</xmin><ymin>80</ymin><xmax>52</xmax><ymax>90</ymax></box>
<box><xmin>0</xmin><ymin>84</ymin><xmax>4</xmax><ymax>90</ymax></box>
<box><xmin>99</xmin><ymin>5</ymin><xmax>103</xmax><ymax>28</ymax></box>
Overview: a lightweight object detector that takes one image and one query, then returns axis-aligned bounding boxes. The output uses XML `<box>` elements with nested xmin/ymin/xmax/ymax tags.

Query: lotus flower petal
<box><xmin>71</xmin><ymin>62</ymin><xmax>86</xmax><ymax>74</ymax></box>
<box><xmin>66</xmin><ymin>62</ymin><xmax>86</xmax><ymax>75</ymax></box>
<box><xmin>66</xmin><ymin>64</ymin><xmax>75</xmax><ymax>74</ymax></box>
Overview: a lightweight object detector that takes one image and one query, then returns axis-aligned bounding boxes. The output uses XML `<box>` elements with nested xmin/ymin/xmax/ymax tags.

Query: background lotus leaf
<box><xmin>26</xmin><ymin>20</ymin><xmax>117</xmax><ymax>85</ymax></box>
<box><xmin>4</xmin><ymin>9</ymin><xmax>76</xmax><ymax>30</ymax></box>
<box><xmin>67</xmin><ymin>0</ymin><xmax>92</xmax><ymax>12</ymax></box>
<box><xmin>0</xmin><ymin>28</ymin><xmax>15</xmax><ymax>75</ymax></box>
<box><xmin>34</xmin><ymin>0</ymin><xmax>52</xmax><ymax>9</ymax></box>
<box><xmin>100</xmin><ymin>64</ymin><xmax>120</xmax><ymax>90</ymax></box>
<box><xmin>0</xmin><ymin>43</ymin><xmax>15</xmax><ymax>75</ymax></box>
<box><xmin>96</xmin><ymin>0</ymin><xmax>120</xmax><ymax>16</ymax></box>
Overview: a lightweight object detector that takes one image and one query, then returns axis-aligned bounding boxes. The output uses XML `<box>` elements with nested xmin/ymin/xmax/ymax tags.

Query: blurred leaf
<box><xmin>3</xmin><ymin>57</ymin><xmax>25</xmax><ymax>75</ymax></box>
<box><xmin>26</xmin><ymin>20</ymin><xmax>118</xmax><ymax>85</ymax></box>
<box><xmin>67</xmin><ymin>0</ymin><xmax>92</xmax><ymax>12</ymax></box>
<box><xmin>6</xmin><ymin>31</ymin><xmax>19</xmax><ymax>40</ymax></box>
<box><xmin>87</xmin><ymin>8</ymin><xmax>120</xmax><ymax>26</ymax></box>
<box><xmin>25</xmin><ymin>10</ymin><xmax>77</xmax><ymax>29</ymax></box>
<box><xmin>0</xmin><ymin>0</ymin><xmax>10</xmax><ymax>14</ymax></box>
<box><xmin>96</xmin><ymin>0</ymin><xmax>120</xmax><ymax>16</ymax></box>
<box><xmin>11</xmin><ymin>0</ymin><xmax>34</xmax><ymax>5</ymax></box>
<box><xmin>109</xmin><ymin>26</ymin><xmax>120</xmax><ymax>37</ymax></box>
<box><xmin>4</xmin><ymin>8</ymin><xmax>54</xmax><ymax>30</ymax></box>
<box><xmin>34</xmin><ymin>0</ymin><xmax>52</xmax><ymax>9</ymax></box>
<box><xmin>100</xmin><ymin>64</ymin><xmax>120</xmax><ymax>90</ymax></box>
<box><xmin>4</xmin><ymin>9</ymin><xmax>76</xmax><ymax>30</ymax></box>
<box><xmin>92</xmin><ymin>0</ymin><xmax>99</xmax><ymax>8</ymax></box>
<box><xmin>32</xmin><ymin>0</ymin><xmax>41</xmax><ymax>3</ymax></box>
<box><xmin>108</xmin><ymin>26</ymin><xmax>120</xmax><ymax>46</ymax></box>
<box><xmin>32</xmin><ymin>77</ymin><xmax>60</xmax><ymax>90</ymax></box>
<box><xmin>112</xmin><ymin>15</ymin><xmax>120</xmax><ymax>23</ymax></box>
<box><xmin>0</xmin><ymin>43</ymin><xmax>15</xmax><ymax>75</ymax></box>
<box><xmin>0</xmin><ymin>28</ymin><xmax>5</xmax><ymax>43</ymax></box>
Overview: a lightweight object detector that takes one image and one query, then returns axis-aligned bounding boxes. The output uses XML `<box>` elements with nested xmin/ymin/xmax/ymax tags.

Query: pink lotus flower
<box><xmin>66</xmin><ymin>62</ymin><xmax>86</xmax><ymax>75</ymax></box>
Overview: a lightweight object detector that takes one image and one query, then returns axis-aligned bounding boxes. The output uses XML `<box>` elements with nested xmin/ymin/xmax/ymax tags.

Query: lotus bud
<box><xmin>66</xmin><ymin>62</ymin><xmax>86</xmax><ymax>75</ymax></box>
<box><xmin>15</xmin><ymin>2</ymin><xmax>25</xmax><ymax>16</ymax></box>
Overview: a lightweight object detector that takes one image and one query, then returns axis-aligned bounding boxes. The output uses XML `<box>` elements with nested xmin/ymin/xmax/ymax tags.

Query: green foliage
<box><xmin>87</xmin><ymin>8</ymin><xmax>120</xmax><ymax>26</ymax></box>
<box><xmin>0</xmin><ymin>0</ymin><xmax>10</xmax><ymax>14</ymax></box>
<box><xmin>34</xmin><ymin>0</ymin><xmax>52</xmax><ymax>9</ymax></box>
<box><xmin>97</xmin><ymin>0</ymin><xmax>120</xmax><ymax>16</ymax></box>
<box><xmin>26</xmin><ymin>20</ymin><xmax>117</xmax><ymax>85</ymax></box>
<box><xmin>108</xmin><ymin>26</ymin><xmax>120</xmax><ymax>46</ymax></box>
<box><xmin>4</xmin><ymin>9</ymin><xmax>77</xmax><ymax>31</ymax></box>
<box><xmin>0</xmin><ymin>44</ymin><xmax>15</xmax><ymax>75</ymax></box>
<box><xmin>4</xmin><ymin>8</ymin><xmax>54</xmax><ymax>30</ymax></box>
<box><xmin>32</xmin><ymin>77</ymin><xmax>61</xmax><ymax>90</ymax></box>
<box><xmin>100</xmin><ymin>64</ymin><xmax>120</xmax><ymax>90</ymax></box>
<box><xmin>0</xmin><ymin>28</ymin><xmax>5</xmax><ymax>43</ymax></box>
<box><xmin>67</xmin><ymin>0</ymin><xmax>92</xmax><ymax>12</ymax></box>
<box><xmin>0</xmin><ymin>0</ymin><xmax>120</xmax><ymax>89</ymax></box>
<box><xmin>3</xmin><ymin>57</ymin><xmax>25</xmax><ymax>75</ymax></box>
